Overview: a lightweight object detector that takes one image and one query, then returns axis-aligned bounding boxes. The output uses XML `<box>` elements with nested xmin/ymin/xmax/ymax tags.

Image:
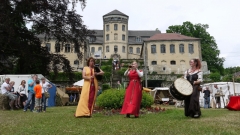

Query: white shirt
<box><xmin>40</xmin><ymin>82</ymin><xmax>50</xmax><ymax>94</ymax></box>
<box><xmin>1</xmin><ymin>82</ymin><xmax>9</xmax><ymax>94</ymax></box>
<box><xmin>184</xmin><ymin>69</ymin><xmax>203</xmax><ymax>82</ymax></box>
<box><xmin>18</xmin><ymin>85</ymin><xmax>26</xmax><ymax>95</ymax></box>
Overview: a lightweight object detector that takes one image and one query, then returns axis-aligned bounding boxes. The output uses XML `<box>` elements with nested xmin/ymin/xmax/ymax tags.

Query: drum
<box><xmin>94</xmin><ymin>66</ymin><xmax>103</xmax><ymax>81</ymax></box>
<box><xmin>169</xmin><ymin>78</ymin><xmax>193</xmax><ymax>100</ymax></box>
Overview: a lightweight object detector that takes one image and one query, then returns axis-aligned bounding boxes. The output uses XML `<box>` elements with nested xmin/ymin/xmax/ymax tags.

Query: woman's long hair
<box><xmin>86</xmin><ymin>57</ymin><xmax>95</xmax><ymax>67</ymax></box>
<box><xmin>192</xmin><ymin>58</ymin><xmax>201</xmax><ymax>69</ymax></box>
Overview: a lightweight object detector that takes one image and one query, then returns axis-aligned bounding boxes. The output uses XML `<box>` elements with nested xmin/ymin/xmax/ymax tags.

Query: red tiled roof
<box><xmin>146</xmin><ymin>33</ymin><xmax>200</xmax><ymax>41</ymax></box>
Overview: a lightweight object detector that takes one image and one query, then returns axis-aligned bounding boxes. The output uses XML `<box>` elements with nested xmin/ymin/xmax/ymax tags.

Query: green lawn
<box><xmin>0</xmin><ymin>106</ymin><xmax>239</xmax><ymax>135</ymax></box>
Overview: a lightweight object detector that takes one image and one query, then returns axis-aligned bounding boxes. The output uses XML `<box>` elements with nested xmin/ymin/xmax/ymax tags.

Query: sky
<box><xmin>75</xmin><ymin>0</ymin><xmax>240</xmax><ymax>68</ymax></box>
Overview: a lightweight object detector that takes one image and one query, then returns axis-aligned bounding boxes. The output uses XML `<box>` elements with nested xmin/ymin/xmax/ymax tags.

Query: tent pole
<box><xmin>232</xmin><ymin>77</ymin><xmax>236</xmax><ymax>96</ymax></box>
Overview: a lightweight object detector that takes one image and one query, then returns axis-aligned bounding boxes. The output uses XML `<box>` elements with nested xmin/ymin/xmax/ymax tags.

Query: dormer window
<box><xmin>89</xmin><ymin>36</ymin><xmax>96</xmax><ymax>42</ymax></box>
<box><xmin>136</xmin><ymin>37</ymin><xmax>142</xmax><ymax>42</ymax></box>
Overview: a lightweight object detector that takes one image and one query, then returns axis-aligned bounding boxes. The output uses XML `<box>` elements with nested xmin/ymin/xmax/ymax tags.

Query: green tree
<box><xmin>0</xmin><ymin>0</ymin><xmax>93</xmax><ymax>79</ymax></box>
<box><xmin>166</xmin><ymin>21</ymin><xmax>225</xmax><ymax>75</ymax></box>
<box><xmin>209</xmin><ymin>72</ymin><xmax>221</xmax><ymax>82</ymax></box>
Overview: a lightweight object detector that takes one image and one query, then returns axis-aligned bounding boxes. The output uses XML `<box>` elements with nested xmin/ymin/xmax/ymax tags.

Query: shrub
<box><xmin>102</xmin><ymin>84</ymin><xmax>111</xmax><ymax>91</ymax></box>
<box><xmin>96</xmin><ymin>89</ymin><xmax>154</xmax><ymax>109</ymax></box>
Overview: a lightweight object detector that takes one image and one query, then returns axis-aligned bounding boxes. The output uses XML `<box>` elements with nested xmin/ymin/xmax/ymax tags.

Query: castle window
<box><xmin>170</xmin><ymin>44</ymin><xmax>175</xmax><ymax>53</ymax></box>
<box><xmin>98</xmin><ymin>47</ymin><xmax>102</xmax><ymax>51</ymax></box>
<box><xmin>129</xmin><ymin>47</ymin><xmax>133</xmax><ymax>54</ymax></box>
<box><xmin>89</xmin><ymin>36</ymin><xmax>95</xmax><ymax>42</ymax></box>
<box><xmin>65</xmin><ymin>44</ymin><xmax>70</xmax><ymax>52</ymax></box>
<box><xmin>122</xmin><ymin>34</ymin><xmax>125</xmax><ymax>41</ymax></box>
<box><xmin>106</xmin><ymin>25</ymin><xmax>109</xmax><ymax>31</ymax></box>
<box><xmin>122</xmin><ymin>46</ymin><xmax>125</xmax><ymax>53</ymax></box>
<box><xmin>45</xmin><ymin>43</ymin><xmax>51</xmax><ymax>52</ymax></box>
<box><xmin>74</xmin><ymin>45</ymin><xmax>80</xmax><ymax>53</ymax></box>
<box><xmin>179</xmin><ymin>44</ymin><xmax>184</xmax><ymax>53</ymax></box>
<box><xmin>136</xmin><ymin>37</ymin><xmax>142</xmax><ymax>42</ymax></box>
<box><xmin>114</xmin><ymin>24</ymin><xmax>118</xmax><ymax>30</ymax></box>
<box><xmin>55</xmin><ymin>43</ymin><xmax>60</xmax><ymax>53</ymax></box>
<box><xmin>114</xmin><ymin>45</ymin><xmax>118</xmax><ymax>53</ymax></box>
<box><xmin>106</xmin><ymin>34</ymin><xmax>109</xmax><ymax>41</ymax></box>
<box><xmin>106</xmin><ymin>46</ymin><xmax>109</xmax><ymax>52</ymax></box>
<box><xmin>151</xmin><ymin>45</ymin><xmax>156</xmax><ymax>53</ymax></box>
<box><xmin>122</xmin><ymin>25</ymin><xmax>125</xmax><ymax>31</ymax></box>
<box><xmin>74</xmin><ymin>60</ymin><xmax>79</xmax><ymax>65</ymax></box>
<box><xmin>161</xmin><ymin>44</ymin><xmax>166</xmax><ymax>53</ymax></box>
<box><xmin>188</xmin><ymin>44</ymin><xmax>194</xmax><ymax>53</ymax></box>
<box><xmin>170</xmin><ymin>60</ymin><xmax>176</xmax><ymax>65</ymax></box>
<box><xmin>152</xmin><ymin>61</ymin><xmax>157</xmax><ymax>65</ymax></box>
<box><xmin>91</xmin><ymin>47</ymin><xmax>95</xmax><ymax>53</ymax></box>
<box><xmin>114</xmin><ymin>33</ymin><xmax>118</xmax><ymax>40</ymax></box>
<box><xmin>136</xmin><ymin>47</ymin><xmax>140</xmax><ymax>54</ymax></box>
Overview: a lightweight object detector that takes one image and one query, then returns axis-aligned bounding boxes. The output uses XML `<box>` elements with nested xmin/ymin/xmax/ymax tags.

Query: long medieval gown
<box><xmin>121</xmin><ymin>69</ymin><xmax>143</xmax><ymax>117</ymax></box>
<box><xmin>75</xmin><ymin>67</ymin><xmax>98</xmax><ymax>117</ymax></box>
<box><xmin>184</xmin><ymin>69</ymin><xmax>203</xmax><ymax>118</ymax></box>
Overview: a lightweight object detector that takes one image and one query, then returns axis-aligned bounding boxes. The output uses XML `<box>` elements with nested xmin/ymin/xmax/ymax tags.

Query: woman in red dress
<box><xmin>121</xmin><ymin>61</ymin><xmax>143</xmax><ymax>118</ymax></box>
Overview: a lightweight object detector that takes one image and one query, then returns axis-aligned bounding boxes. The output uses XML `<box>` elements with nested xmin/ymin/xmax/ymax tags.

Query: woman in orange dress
<box><xmin>121</xmin><ymin>61</ymin><xmax>143</xmax><ymax>118</ymax></box>
<box><xmin>75</xmin><ymin>57</ymin><xmax>104</xmax><ymax>118</ymax></box>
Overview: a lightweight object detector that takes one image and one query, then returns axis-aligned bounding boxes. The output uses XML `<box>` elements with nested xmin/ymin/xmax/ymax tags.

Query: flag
<box><xmin>94</xmin><ymin>50</ymin><xmax>102</xmax><ymax>58</ymax></box>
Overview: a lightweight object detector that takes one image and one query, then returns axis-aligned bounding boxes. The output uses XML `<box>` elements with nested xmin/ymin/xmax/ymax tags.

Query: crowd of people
<box><xmin>1</xmin><ymin>75</ymin><xmax>52</xmax><ymax>112</ymax></box>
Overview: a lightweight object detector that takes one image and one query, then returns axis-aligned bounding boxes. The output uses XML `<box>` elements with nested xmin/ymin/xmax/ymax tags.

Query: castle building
<box><xmin>41</xmin><ymin>9</ymin><xmax>207</xmax><ymax>74</ymax></box>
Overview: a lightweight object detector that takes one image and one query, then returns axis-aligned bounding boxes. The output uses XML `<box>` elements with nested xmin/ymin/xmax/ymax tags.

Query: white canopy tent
<box><xmin>73</xmin><ymin>79</ymin><xmax>84</xmax><ymax>86</ymax></box>
<box><xmin>200</xmin><ymin>82</ymin><xmax>240</xmax><ymax>108</ymax></box>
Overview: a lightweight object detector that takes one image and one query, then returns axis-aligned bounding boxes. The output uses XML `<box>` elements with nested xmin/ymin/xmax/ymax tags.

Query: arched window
<box><xmin>114</xmin><ymin>45</ymin><xmax>118</xmax><ymax>53</ymax></box>
<box><xmin>114</xmin><ymin>33</ymin><xmax>118</xmax><ymax>40</ymax></box>
<box><xmin>122</xmin><ymin>25</ymin><xmax>125</xmax><ymax>31</ymax></box>
<box><xmin>136</xmin><ymin>47</ymin><xmax>140</xmax><ymax>54</ymax></box>
<box><xmin>106</xmin><ymin>25</ymin><xmax>109</xmax><ymax>31</ymax></box>
<box><xmin>122</xmin><ymin>46</ymin><xmax>125</xmax><ymax>53</ymax></box>
<box><xmin>74</xmin><ymin>60</ymin><xmax>79</xmax><ymax>65</ymax></box>
<box><xmin>65</xmin><ymin>44</ymin><xmax>70</xmax><ymax>52</ymax></box>
<box><xmin>98</xmin><ymin>47</ymin><xmax>102</xmax><ymax>51</ymax></box>
<box><xmin>170</xmin><ymin>44</ymin><xmax>175</xmax><ymax>53</ymax></box>
<box><xmin>129</xmin><ymin>47</ymin><xmax>133</xmax><ymax>54</ymax></box>
<box><xmin>91</xmin><ymin>47</ymin><xmax>95</xmax><ymax>53</ymax></box>
<box><xmin>114</xmin><ymin>24</ymin><xmax>118</xmax><ymax>30</ymax></box>
<box><xmin>161</xmin><ymin>44</ymin><xmax>166</xmax><ymax>53</ymax></box>
<box><xmin>189</xmin><ymin>44</ymin><xmax>194</xmax><ymax>53</ymax></box>
<box><xmin>151</xmin><ymin>45</ymin><xmax>156</xmax><ymax>53</ymax></box>
<box><xmin>179</xmin><ymin>44</ymin><xmax>184</xmax><ymax>53</ymax></box>
<box><xmin>122</xmin><ymin>34</ymin><xmax>125</xmax><ymax>41</ymax></box>
<box><xmin>106</xmin><ymin>34</ymin><xmax>109</xmax><ymax>41</ymax></box>
<box><xmin>170</xmin><ymin>60</ymin><xmax>176</xmax><ymax>65</ymax></box>
<box><xmin>106</xmin><ymin>46</ymin><xmax>109</xmax><ymax>52</ymax></box>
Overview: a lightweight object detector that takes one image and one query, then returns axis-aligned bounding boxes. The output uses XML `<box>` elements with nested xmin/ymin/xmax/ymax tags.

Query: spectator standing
<box><xmin>34</xmin><ymin>80</ymin><xmax>42</xmax><ymax>112</ymax></box>
<box><xmin>203</xmin><ymin>86</ymin><xmax>211</xmax><ymax>108</ymax></box>
<box><xmin>40</xmin><ymin>77</ymin><xmax>52</xmax><ymax>112</ymax></box>
<box><xmin>24</xmin><ymin>74</ymin><xmax>37</xmax><ymax>112</ymax></box>
<box><xmin>214</xmin><ymin>84</ymin><xmax>221</xmax><ymax>108</ymax></box>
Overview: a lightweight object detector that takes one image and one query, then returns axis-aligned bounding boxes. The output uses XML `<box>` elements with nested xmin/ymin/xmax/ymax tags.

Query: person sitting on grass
<box><xmin>34</xmin><ymin>80</ymin><xmax>42</xmax><ymax>113</ymax></box>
